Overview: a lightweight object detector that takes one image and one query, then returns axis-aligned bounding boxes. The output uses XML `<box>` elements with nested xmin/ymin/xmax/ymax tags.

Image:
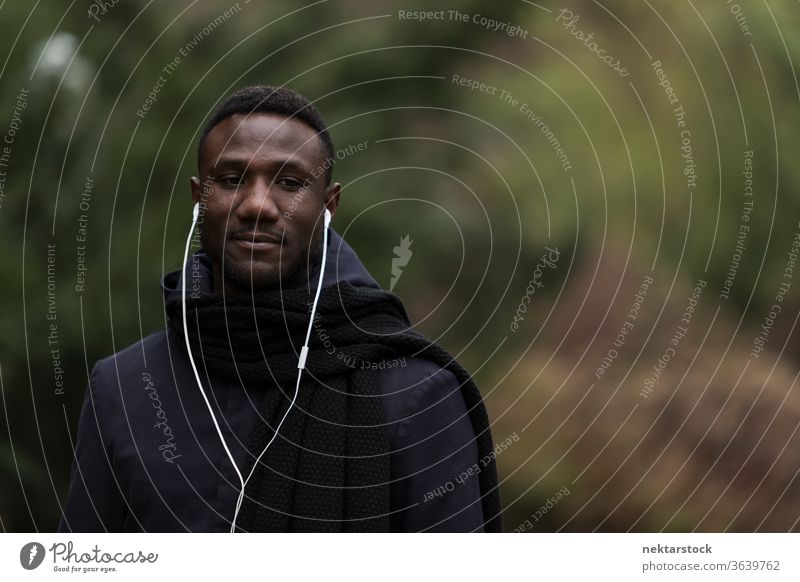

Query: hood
<box><xmin>162</xmin><ymin>227</ymin><xmax>381</xmax><ymax>313</ymax></box>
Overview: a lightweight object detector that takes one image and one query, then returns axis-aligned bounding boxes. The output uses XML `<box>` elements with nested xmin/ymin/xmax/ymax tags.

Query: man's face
<box><xmin>191</xmin><ymin>113</ymin><xmax>340</xmax><ymax>295</ymax></box>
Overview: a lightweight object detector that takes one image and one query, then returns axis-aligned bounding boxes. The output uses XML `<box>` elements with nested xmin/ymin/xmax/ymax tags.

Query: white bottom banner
<box><xmin>1</xmin><ymin>533</ymin><xmax>797</xmax><ymax>581</ymax></box>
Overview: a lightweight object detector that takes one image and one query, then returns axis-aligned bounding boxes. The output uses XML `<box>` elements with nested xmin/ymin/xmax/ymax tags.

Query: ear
<box><xmin>323</xmin><ymin>182</ymin><xmax>341</xmax><ymax>219</ymax></box>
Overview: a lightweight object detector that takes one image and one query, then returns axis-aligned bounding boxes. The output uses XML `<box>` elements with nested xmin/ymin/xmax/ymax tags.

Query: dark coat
<box><xmin>58</xmin><ymin>229</ymin><xmax>486</xmax><ymax>532</ymax></box>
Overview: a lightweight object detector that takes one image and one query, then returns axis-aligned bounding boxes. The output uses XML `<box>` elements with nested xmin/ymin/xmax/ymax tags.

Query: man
<box><xmin>59</xmin><ymin>85</ymin><xmax>501</xmax><ymax>532</ymax></box>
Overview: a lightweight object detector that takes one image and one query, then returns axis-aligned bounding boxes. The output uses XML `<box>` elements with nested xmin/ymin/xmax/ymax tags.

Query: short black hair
<box><xmin>198</xmin><ymin>85</ymin><xmax>335</xmax><ymax>186</ymax></box>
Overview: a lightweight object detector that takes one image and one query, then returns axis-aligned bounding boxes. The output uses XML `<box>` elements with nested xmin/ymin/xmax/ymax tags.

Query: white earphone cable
<box><xmin>183</xmin><ymin>204</ymin><xmax>331</xmax><ymax>533</ymax></box>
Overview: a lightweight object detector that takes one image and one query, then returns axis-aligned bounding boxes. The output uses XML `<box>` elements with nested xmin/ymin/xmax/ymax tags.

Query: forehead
<box><xmin>201</xmin><ymin>112</ymin><xmax>325</xmax><ymax>169</ymax></box>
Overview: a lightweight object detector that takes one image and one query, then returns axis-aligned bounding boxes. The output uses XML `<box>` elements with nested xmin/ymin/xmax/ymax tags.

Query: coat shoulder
<box><xmin>93</xmin><ymin>328</ymin><xmax>174</xmax><ymax>388</ymax></box>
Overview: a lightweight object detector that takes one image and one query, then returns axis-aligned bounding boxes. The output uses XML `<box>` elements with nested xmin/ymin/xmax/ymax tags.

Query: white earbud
<box><xmin>324</xmin><ymin>208</ymin><xmax>331</xmax><ymax>228</ymax></box>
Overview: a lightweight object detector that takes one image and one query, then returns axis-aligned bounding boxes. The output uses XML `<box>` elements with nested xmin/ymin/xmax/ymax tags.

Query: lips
<box><xmin>229</xmin><ymin>231</ymin><xmax>283</xmax><ymax>251</ymax></box>
<box><xmin>231</xmin><ymin>232</ymin><xmax>282</xmax><ymax>244</ymax></box>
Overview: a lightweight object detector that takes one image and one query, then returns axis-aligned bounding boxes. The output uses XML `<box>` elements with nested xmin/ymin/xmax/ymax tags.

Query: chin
<box><xmin>224</xmin><ymin>259</ymin><xmax>307</xmax><ymax>293</ymax></box>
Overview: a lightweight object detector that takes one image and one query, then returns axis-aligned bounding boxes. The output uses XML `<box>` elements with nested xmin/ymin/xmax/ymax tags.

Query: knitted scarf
<box><xmin>167</xmin><ymin>280</ymin><xmax>502</xmax><ymax>532</ymax></box>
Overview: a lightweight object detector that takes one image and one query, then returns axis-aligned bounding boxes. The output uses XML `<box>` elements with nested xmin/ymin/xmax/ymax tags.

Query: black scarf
<box><xmin>167</xmin><ymin>280</ymin><xmax>502</xmax><ymax>532</ymax></box>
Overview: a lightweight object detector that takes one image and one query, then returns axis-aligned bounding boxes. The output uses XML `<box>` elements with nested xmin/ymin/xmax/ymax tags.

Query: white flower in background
<box><xmin>31</xmin><ymin>31</ymin><xmax>93</xmax><ymax>92</ymax></box>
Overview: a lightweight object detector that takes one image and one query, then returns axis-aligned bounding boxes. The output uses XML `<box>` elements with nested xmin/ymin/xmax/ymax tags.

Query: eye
<box><xmin>276</xmin><ymin>177</ymin><xmax>304</xmax><ymax>191</ymax></box>
<box><xmin>213</xmin><ymin>174</ymin><xmax>242</xmax><ymax>189</ymax></box>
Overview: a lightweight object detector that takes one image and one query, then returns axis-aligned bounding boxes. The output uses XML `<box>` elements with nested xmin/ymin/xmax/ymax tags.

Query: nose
<box><xmin>233</xmin><ymin>176</ymin><xmax>280</xmax><ymax>224</ymax></box>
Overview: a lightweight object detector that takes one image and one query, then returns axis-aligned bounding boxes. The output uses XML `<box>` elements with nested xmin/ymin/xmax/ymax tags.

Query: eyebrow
<box><xmin>211</xmin><ymin>156</ymin><xmax>314</xmax><ymax>175</ymax></box>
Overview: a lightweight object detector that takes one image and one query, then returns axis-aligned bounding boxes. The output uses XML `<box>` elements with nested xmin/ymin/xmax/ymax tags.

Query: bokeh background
<box><xmin>1</xmin><ymin>0</ymin><xmax>799</xmax><ymax>532</ymax></box>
